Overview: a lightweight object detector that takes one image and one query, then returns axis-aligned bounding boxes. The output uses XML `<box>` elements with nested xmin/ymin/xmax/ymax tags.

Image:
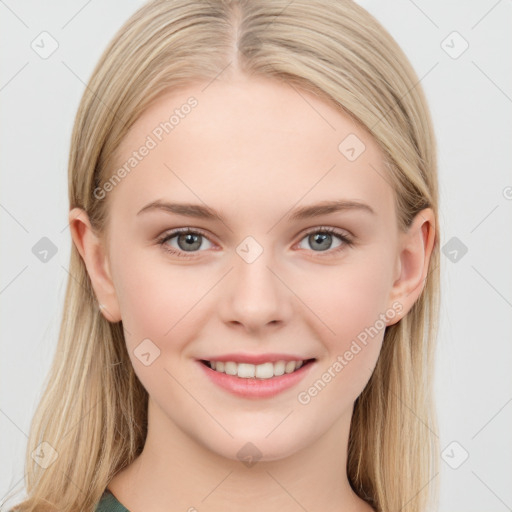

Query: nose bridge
<box><xmin>219</xmin><ymin>237</ymin><xmax>292</xmax><ymax>331</ymax></box>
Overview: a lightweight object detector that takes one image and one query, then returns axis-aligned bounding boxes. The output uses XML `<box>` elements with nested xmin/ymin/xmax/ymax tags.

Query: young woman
<box><xmin>6</xmin><ymin>1</ymin><xmax>440</xmax><ymax>511</ymax></box>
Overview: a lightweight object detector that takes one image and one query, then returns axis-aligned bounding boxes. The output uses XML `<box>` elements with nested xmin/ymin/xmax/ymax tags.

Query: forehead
<box><xmin>107</xmin><ymin>75</ymin><xmax>396</xmax><ymax>226</ymax></box>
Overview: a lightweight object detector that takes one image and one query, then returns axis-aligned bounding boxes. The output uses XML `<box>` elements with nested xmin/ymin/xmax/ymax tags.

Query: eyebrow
<box><xmin>136</xmin><ymin>199</ymin><xmax>376</xmax><ymax>222</ymax></box>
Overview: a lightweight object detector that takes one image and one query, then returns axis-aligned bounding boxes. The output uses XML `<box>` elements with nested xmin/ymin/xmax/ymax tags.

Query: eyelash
<box><xmin>156</xmin><ymin>226</ymin><xmax>354</xmax><ymax>259</ymax></box>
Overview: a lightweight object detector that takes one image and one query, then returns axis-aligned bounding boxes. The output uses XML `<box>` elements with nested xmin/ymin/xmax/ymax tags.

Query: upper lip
<box><xmin>198</xmin><ymin>353</ymin><xmax>315</xmax><ymax>365</ymax></box>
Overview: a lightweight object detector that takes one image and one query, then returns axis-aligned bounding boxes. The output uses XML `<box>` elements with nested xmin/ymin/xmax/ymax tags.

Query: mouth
<box><xmin>199</xmin><ymin>358</ymin><xmax>316</xmax><ymax>380</ymax></box>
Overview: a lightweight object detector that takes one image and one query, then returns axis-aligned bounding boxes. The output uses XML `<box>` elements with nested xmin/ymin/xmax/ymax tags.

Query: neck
<box><xmin>108</xmin><ymin>397</ymin><xmax>374</xmax><ymax>512</ymax></box>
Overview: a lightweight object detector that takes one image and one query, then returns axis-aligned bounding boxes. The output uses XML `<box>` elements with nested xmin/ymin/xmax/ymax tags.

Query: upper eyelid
<box><xmin>158</xmin><ymin>225</ymin><xmax>353</xmax><ymax>247</ymax></box>
<box><xmin>159</xmin><ymin>226</ymin><xmax>213</xmax><ymax>241</ymax></box>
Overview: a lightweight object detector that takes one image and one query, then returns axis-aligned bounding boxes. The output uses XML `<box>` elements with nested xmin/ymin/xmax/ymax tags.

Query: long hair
<box><xmin>4</xmin><ymin>1</ymin><xmax>440</xmax><ymax>511</ymax></box>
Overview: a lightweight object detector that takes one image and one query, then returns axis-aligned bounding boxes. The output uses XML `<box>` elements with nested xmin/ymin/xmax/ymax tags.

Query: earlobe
<box><xmin>68</xmin><ymin>207</ymin><xmax>122</xmax><ymax>323</ymax></box>
<box><xmin>386</xmin><ymin>208</ymin><xmax>436</xmax><ymax>326</ymax></box>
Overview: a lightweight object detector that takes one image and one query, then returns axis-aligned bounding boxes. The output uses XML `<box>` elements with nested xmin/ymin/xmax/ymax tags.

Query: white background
<box><xmin>1</xmin><ymin>1</ymin><xmax>511</xmax><ymax>510</ymax></box>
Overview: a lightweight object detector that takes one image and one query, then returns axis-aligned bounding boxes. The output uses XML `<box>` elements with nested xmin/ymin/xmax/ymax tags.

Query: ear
<box><xmin>68</xmin><ymin>207</ymin><xmax>122</xmax><ymax>323</ymax></box>
<box><xmin>386</xmin><ymin>208</ymin><xmax>436</xmax><ymax>326</ymax></box>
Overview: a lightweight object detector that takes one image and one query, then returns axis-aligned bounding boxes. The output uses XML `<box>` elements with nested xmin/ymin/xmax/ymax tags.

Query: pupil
<box><xmin>179</xmin><ymin>233</ymin><xmax>200</xmax><ymax>251</ymax></box>
<box><xmin>311</xmin><ymin>233</ymin><xmax>330</xmax><ymax>251</ymax></box>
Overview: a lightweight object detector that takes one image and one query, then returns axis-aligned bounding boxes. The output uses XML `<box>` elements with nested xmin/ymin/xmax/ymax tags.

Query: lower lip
<box><xmin>196</xmin><ymin>360</ymin><xmax>316</xmax><ymax>399</ymax></box>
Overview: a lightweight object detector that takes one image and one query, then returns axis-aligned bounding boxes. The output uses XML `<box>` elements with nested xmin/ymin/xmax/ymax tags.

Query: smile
<box><xmin>200</xmin><ymin>359</ymin><xmax>315</xmax><ymax>380</ymax></box>
<box><xmin>197</xmin><ymin>358</ymin><xmax>317</xmax><ymax>399</ymax></box>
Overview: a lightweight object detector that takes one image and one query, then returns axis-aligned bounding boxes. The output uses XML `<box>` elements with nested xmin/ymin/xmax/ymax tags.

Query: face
<box><xmin>74</xmin><ymin>74</ymin><xmax>424</xmax><ymax>463</ymax></box>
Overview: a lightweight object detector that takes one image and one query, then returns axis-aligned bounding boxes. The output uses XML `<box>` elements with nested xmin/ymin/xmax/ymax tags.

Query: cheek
<box><xmin>110</xmin><ymin>245</ymin><xmax>201</xmax><ymax>344</ymax></box>
<box><xmin>296</xmin><ymin>252</ymin><xmax>395</xmax><ymax>393</ymax></box>
<box><xmin>112</xmin><ymin>252</ymin><xmax>210</xmax><ymax>395</ymax></box>
<box><xmin>309</xmin><ymin>254</ymin><xmax>393</xmax><ymax>338</ymax></box>
<box><xmin>111</xmin><ymin>249</ymin><xmax>230</xmax><ymax>383</ymax></box>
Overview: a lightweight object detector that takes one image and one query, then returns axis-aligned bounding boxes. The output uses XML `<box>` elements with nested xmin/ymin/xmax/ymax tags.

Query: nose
<box><xmin>218</xmin><ymin>250</ymin><xmax>293</xmax><ymax>335</ymax></box>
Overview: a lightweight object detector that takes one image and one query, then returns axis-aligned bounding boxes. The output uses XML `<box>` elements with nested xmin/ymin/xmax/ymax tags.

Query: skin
<box><xmin>69</xmin><ymin>73</ymin><xmax>435</xmax><ymax>512</ymax></box>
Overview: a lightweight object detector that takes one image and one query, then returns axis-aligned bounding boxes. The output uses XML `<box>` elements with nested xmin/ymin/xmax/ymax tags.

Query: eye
<box><xmin>157</xmin><ymin>228</ymin><xmax>214</xmax><ymax>258</ymax></box>
<box><xmin>156</xmin><ymin>226</ymin><xmax>354</xmax><ymax>259</ymax></box>
<box><xmin>297</xmin><ymin>226</ymin><xmax>353</xmax><ymax>256</ymax></box>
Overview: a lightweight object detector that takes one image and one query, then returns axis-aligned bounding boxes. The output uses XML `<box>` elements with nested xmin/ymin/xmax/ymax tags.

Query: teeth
<box><xmin>208</xmin><ymin>360</ymin><xmax>306</xmax><ymax>379</ymax></box>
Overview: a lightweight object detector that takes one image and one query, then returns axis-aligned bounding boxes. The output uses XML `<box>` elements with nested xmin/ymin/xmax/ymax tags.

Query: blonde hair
<box><xmin>4</xmin><ymin>1</ymin><xmax>440</xmax><ymax>511</ymax></box>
